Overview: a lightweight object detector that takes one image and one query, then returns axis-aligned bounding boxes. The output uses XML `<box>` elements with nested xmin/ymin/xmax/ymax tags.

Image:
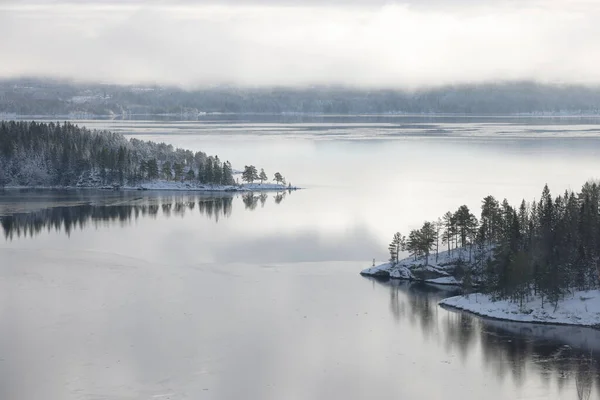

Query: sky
<box><xmin>1</xmin><ymin>0</ymin><xmax>599</xmax><ymax>88</ymax></box>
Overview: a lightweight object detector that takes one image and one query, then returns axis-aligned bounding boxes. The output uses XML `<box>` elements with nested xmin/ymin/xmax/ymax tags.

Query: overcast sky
<box><xmin>1</xmin><ymin>0</ymin><xmax>599</xmax><ymax>88</ymax></box>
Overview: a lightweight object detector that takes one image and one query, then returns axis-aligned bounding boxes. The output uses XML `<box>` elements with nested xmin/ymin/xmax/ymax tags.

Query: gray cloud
<box><xmin>1</xmin><ymin>1</ymin><xmax>599</xmax><ymax>88</ymax></box>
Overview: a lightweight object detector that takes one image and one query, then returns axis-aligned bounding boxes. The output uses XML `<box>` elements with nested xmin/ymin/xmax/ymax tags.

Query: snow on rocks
<box><xmin>128</xmin><ymin>181</ymin><xmax>295</xmax><ymax>192</ymax></box>
<box><xmin>360</xmin><ymin>247</ymin><xmax>475</xmax><ymax>286</ymax></box>
<box><xmin>425</xmin><ymin>276</ymin><xmax>461</xmax><ymax>285</ymax></box>
<box><xmin>440</xmin><ymin>290</ymin><xmax>600</xmax><ymax>328</ymax></box>
<box><xmin>360</xmin><ymin>262</ymin><xmax>402</xmax><ymax>278</ymax></box>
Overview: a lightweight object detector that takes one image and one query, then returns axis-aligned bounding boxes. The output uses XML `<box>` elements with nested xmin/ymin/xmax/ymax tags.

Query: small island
<box><xmin>362</xmin><ymin>182</ymin><xmax>600</xmax><ymax>328</ymax></box>
<box><xmin>0</xmin><ymin>120</ymin><xmax>297</xmax><ymax>192</ymax></box>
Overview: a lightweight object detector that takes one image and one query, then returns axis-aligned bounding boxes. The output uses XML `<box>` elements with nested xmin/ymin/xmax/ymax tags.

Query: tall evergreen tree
<box><xmin>259</xmin><ymin>168</ymin><xmax>268</xmax><ymax>184</ymax></box>
<box><xmin>147</xmin><ymin>159</ymin><xmax>159</xmax><ymax>179</ymax></box>
<box><xmin>162</xmin><ymin>161</ymin><xmax>173</xmax><ymax>180</ymax></box>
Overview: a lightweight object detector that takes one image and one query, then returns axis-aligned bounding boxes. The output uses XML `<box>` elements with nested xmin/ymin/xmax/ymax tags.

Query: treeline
<box><xmin>388</xmin><ymin>182</ymin><xmax>600</xmax><ymax>309</ymax></box>
<box><xmin>3</xmin><ymin>79</ymin><xmax>600</xmax><ymax>115</ymax></box>
<box><xmin>0</xmin><ymin>120</ymin><xmax>245</xmax><ymax>187</ymax></box>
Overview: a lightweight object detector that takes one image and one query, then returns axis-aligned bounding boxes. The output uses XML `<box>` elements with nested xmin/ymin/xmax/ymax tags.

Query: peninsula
<box><xmin>0</xmin><ymin>121</ymin><xmax>296</xmax><ymax>192</ymax></box>
<box><xmin>362</xmin><ymin>182</ymin><xmax>600</xmax><ymax>328</ymax></box>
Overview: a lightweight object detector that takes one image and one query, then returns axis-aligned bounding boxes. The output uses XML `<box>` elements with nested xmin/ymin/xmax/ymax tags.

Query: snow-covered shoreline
<box><xmin>360</xmin><ymin>247</ymin><xmax>471</xmax><ymax>286</ymax></box>
<box><xmin>360</xmin><ymin>249</ymin><xmax>600</xmax><ymax>328</ymax></box>
<box><xmin>440</xmin><ymin>291</ymin><xmax>600</xmax><ymax>329</ymax></box>
<box><xmin>3</xmin><ymin>181</ymin><xmax>299</xmax><ymax>193</ymax></box>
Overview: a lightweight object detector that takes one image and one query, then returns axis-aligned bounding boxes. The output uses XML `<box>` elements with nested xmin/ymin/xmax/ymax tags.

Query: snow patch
<box><xmin>426</xmin><ymin>276</ymin><xmax>461</xmax><ymax>285</ymax></box>
<box><xmin>360</xmin><ymin>247</ymin><xmax>481</xmax><ymax>285</ymax></box>
<box><xmin>132</xmin><ymin>181</ymin><xmax>295</xmax><ymax>192</ymax></box>
<box><xmin>440</xmin><ymin>290</ymin><xmax>600</xmax><ymax>328</ymax></box>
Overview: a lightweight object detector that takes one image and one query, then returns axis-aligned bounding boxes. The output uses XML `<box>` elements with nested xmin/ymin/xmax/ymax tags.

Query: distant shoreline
<box><xmin>2</xmin><ymin>182</ymin><xmax>300</xmax><ymax>193</ymax></box>
<box><xmin>3</xmin><ymin>112</ymin><xmax>600</xmax><ymax>120</ymax></box>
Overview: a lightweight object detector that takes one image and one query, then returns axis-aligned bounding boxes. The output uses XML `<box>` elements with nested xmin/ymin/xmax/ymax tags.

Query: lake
<box><xmin>1</xmin><ymin>115</ymin><xmax>600</xmax><ymax>400</ymax></box>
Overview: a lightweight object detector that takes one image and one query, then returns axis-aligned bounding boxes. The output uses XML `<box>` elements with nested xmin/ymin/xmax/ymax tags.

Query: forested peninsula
<box><xmin>362</xmin><ymin>182</ymin><xmax>600</xmax><ymax>328</ymax></box>
<box><xmin>0</xmin><ymin>121</ymin><xmax>292</xmax><ymax>191</ymax></box>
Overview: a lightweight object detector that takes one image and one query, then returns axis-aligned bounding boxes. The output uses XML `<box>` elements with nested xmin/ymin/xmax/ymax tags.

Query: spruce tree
<box><xmin>222</xmin><ymin>161</ymin><xmax>234</xmax><ymax>185</ymax></box>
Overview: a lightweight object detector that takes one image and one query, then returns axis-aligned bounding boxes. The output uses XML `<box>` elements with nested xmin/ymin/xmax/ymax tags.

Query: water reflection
<box><xmin>368</xmin><ymin>277</ymin><xmax>600</xmax><ymax>400</ymax></box>
<box><xmin>0</xmin><ymin>191</ymin><xmax>289</xmax><ymax>239</ymax></box>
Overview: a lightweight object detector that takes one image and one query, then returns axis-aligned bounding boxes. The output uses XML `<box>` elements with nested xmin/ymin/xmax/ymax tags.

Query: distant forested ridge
<box><xmin>2</xmin><ymin>79</ymin><xmax>600</xmax><ymax>116</ymax></box>
<box><xmin>387</xmin><ymin>182</ymin><xmax>600</xmax><ymax>309</ymax></box>
<box><xmin>0</xmin><ymin>120</ymin><xmax>239</xmax><ymax>187</ymax></box>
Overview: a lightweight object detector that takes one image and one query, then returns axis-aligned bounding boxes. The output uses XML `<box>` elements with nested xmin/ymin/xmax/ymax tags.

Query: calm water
<box><xmin>1</xmin><ymin>116</ymin><xmax>600</xmax><ymax>400</ymax></box>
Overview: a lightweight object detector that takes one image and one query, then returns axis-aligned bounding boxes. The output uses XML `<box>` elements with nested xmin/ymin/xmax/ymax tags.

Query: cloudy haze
<box><xmin>1</xmin><ymin>0</ymin><xmax>599</xmax><ymax>88</ymax></box>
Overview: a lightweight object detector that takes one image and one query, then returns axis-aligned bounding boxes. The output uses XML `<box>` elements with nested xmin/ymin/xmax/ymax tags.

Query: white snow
<box><xmin>360</xmin><ymin>262</ymin><xmax>393</xmax><ymax>276</ymax></box>
<box><xmin>6</xmin><ymin>181</ymin><xmax>298</xmax><ymax>193</ymax></box>
<box><xmin>390</xmin><ymin>266</ymin><xmax>412</xmax><ymax>280</ymax></box>
<box><xmin>426</xmin><ymin>276</ymin><xmax>461</xmax><ymax>285</ymax></box>
<box><xmin>440</xmin><ymin>290</ymin><xmax>600</xmax><ymax>328</ymax></box>
<box><xmin>125</xmin><ymin>181</ymin><xmax>294</xmax><ymax>192</ymax></box>
<box><xmin>360</xmin><ymin>246</ymin><xmax>481</xmax><ymax>285</ymax></box>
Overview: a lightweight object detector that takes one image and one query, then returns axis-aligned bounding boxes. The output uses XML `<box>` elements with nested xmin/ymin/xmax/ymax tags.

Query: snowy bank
<box><xmin>132</xmin><ymin>181</ymin><xmax>297</xmax><ymax>192</ymax></box>
<box><xmin>440</xmin><ymin>290</ymin><xmax>600</xmax><ymax>328</ymax></box>
<box><xmin>5</xmin><ymin>181</ymin><xmax>299</xmax><ymax>193</ymax></box>
<box><xmin>360</xmin><ymin>247</ymin><xmax>476</xmax><ymax>286</ymax></box>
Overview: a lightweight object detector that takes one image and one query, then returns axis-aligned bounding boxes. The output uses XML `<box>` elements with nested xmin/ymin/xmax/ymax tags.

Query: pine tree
<box><xmin>388</xmin><ymin>232</ymin><xmax>405</xmax><ymax>264</ymax></box>
<box><xmin>205</xmin><ymin>158</ymin><xmax>214</xmax><ymax>183</ymax></box>
<box><xmin>481</xmin><ymin>195</ymin><xmax>500</xmax><ymax>245</ymax></box>
<box><xmin>173</xmin><ymin>162</ymin><xmax>184</xmax><ymax>181</ymax></box>
<box><xmin>454</xmin><ymin>205</ymin><xmax>476</xmax><ymax>248</ymax></box>
<box><xmin>147</xmin><ymin>159</ymin><xmax>159</xmax><ymax>179</ymax></box>
<box><xmin>242</xmin><ymin>165</ymin><xmax>258</xmax><ymax>183</ymax></box>
<box><xmin>162</xmin><ymin>161</ymin><xmax>173</xmax><ymax>180</ymax></box>
<box><xmin>213</xmin><ymin>156</ymin><xmax>223</xmax><ymax>184</ymax></box>
<box><xmin>442</xmin><ymin>211</ymin><xmax>455</xmax><ymax>254</ymax></box>
<box><xmin>197</xmin><ymin>160</ymin><xmax>205</xmax><ymax>183</ymax></box>
<box><xmin>259</xmin><ymin>168</ymin><xmax>268</xmax><ymax>184</ymax></box>
<box><xmin>435</xmin><ymin>218</ymin><xmax>442</xmax><ymax>263</ymax></box>
<box><xmin>185</xmin><ymin>168</ymin><xmax>195</xmax><ymax>181</ymax></box>
<box><xmin>273</xmin><ymin>172</ymin><xmax>284</xmax><ymax>185</ymax></box>
<box><xmin>406</xmin><ymin>230</ymin><xmax>422</xmax><ymax>261</ymax></box>
<box><xmin>139</xmin><ymin>160</ymin><xmax>148</xmax><ymax>179</ymax></box>
<box><xmin>222</xmin><ymin>161</ymin><xmax>234</xmax><ymax>185</ymax></box>
<box><xmin>419</xmin><ymin>222</ymin><xmax>437</xmax><ymax>266</ymax></box>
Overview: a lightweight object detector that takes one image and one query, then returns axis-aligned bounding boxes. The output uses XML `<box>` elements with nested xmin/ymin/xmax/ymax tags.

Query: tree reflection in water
<box><xmin>369</xmin><ymin>277</ymin><xmax>600</xmax><ymax>400</ymax></box>
<box><xmin>0</xmin><ymin>191</ymin><xmax>289</xmax><ymax>240</ymax></box>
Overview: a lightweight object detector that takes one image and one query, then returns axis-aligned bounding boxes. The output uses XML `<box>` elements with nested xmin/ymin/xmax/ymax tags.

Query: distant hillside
<box><xmin>1</xmin><ymin>79</ymin><xmax>600</xmax><ymax>116</ymax></box>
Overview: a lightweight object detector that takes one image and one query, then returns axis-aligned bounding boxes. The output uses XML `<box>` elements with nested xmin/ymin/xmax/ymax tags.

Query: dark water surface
<box><xmin>1</xmin><ymin>116</ymin><xmax>600</xmax><ymax>399</ymax></box>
